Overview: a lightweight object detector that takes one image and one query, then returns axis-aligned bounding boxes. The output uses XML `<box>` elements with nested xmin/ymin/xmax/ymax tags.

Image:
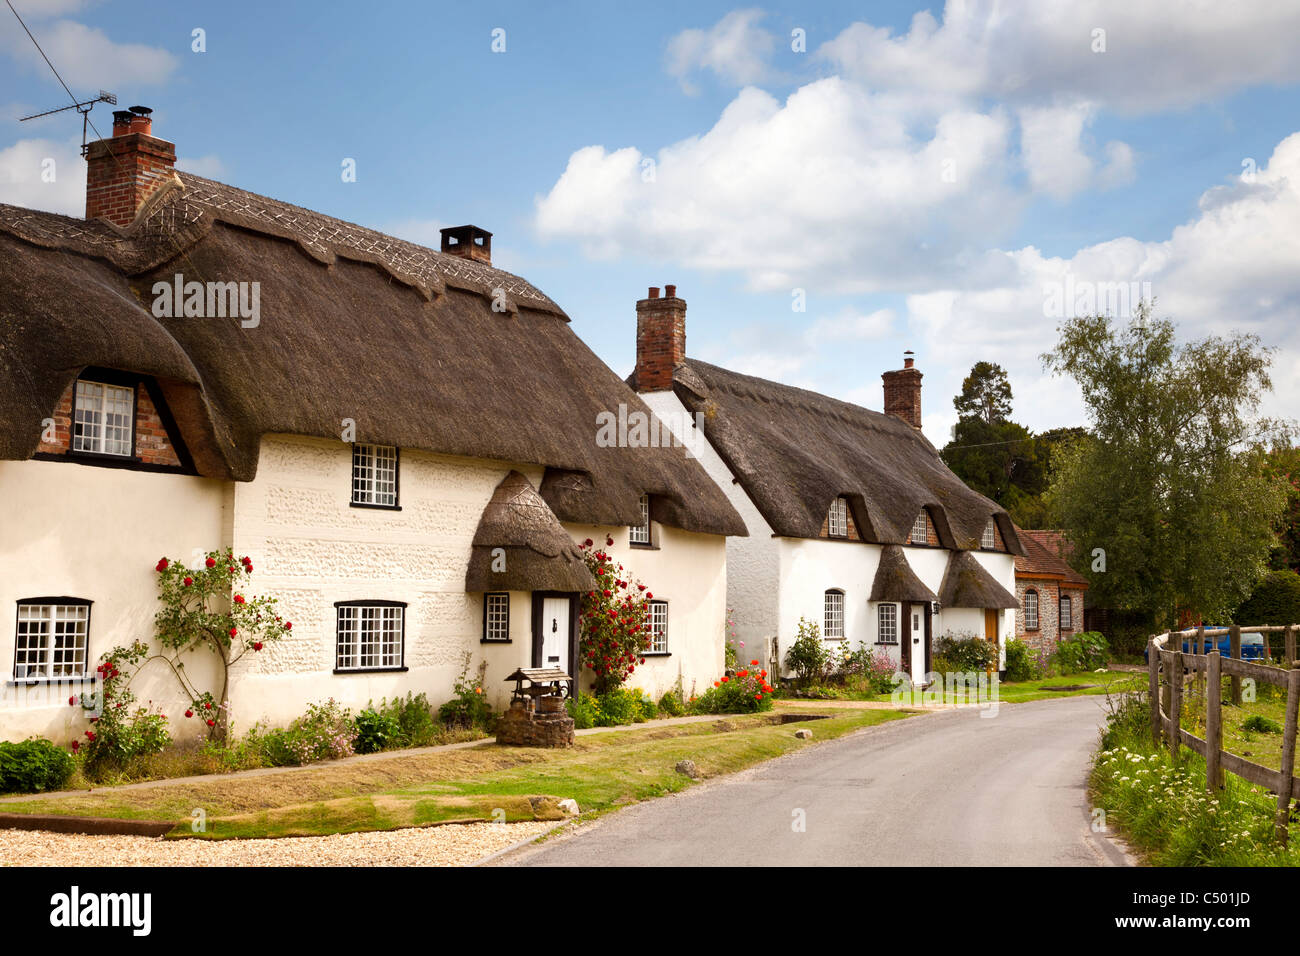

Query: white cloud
<box><xmin>0</xmin><ymin>136</ymin><xmax>85</xmax><ymax>215</ymax></box>
<box><xmin>1016</xmin><ymin>103</ymin><xmax>1135</xmax><ymax>200</ymax></box>
<box><xmin>1</xmin><ymin>18</ymin><xmax>177</xmax><ymax>90</ymax></box>
<box><xmin>665</xmin><ymin>9</ymin><xmax>776</xmax><ymax>93</ymax></box>
<box><xmin>818</xmin><ymin>0</ymin><xmax>1300</xmax><ymax>113</ymax></box>
<box><xmin>807</xmin><ymin>307</ymin><xmax>894</xmax><ymax>341</ymax></box>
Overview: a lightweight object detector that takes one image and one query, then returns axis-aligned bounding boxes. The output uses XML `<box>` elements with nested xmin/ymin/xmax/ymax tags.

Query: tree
<box><xmin>942</xmin><ymin>417</ymin><xmax>1039</xmax><ymax>504</ymax></box>
<box><xmin>1042</xmin><ymin>303</ymin><xmax>1288</xmax><ymax>627</ymax></box>
<box><xmin>1261</xmin><ymin>444</ymin><xmax>1300</xmax><ymax>571</ymax></box>
<box><xmin>1233</xmin><ymin>570</ymin><xmax>1300</xmax><ymax>626</ymax></box>
<box><xmin>954</xmin><ymin>361</ymin><xmax>1014</xmax><ymax>425</ymax></box>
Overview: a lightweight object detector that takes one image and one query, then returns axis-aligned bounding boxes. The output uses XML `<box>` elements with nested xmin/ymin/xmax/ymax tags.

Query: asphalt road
<box><xmin>498</xmin><ymin>695</ymin><xmax>1133</xmax><ymax>867</ymax></box>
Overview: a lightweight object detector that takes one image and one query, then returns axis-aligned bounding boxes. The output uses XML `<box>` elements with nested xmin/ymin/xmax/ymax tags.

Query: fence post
<box><xmin>1287</xmin><ymin>625</ymin><xmax>1296</xmax><ymax>671</ymax></box>
<box><xmin>1264</xmin><ymin>627</ymin><xmax>1273</xmax><ymax>662</ymax></box>
<box><xmin>1274</xmin><ymin>669</ymin><xmax>1300</xmax><ymax>845</ymax></box>
<box><xmin>1195</xmin><ymin>625</ymin><xmax>1207</xmax><ymax>698</ymax></box>
<box><xmin>1230</xmin><ymin>624</ymin><xmax>1243</xmax><ymax>705</ymax></box>
<box><xmin>1205</xmin><ymin>651</ymin><xmax>1222</xmax><ymax>791</ymax></box>
<box><xmin>1149</xmin><ymin>639</ymin><xmax>1162</xmax><ymax>747</ymax></box>
<box><xmin>1167</xmin><ymin>651</ymin><xmax>1184</xmax><ymax>757</ymax></box>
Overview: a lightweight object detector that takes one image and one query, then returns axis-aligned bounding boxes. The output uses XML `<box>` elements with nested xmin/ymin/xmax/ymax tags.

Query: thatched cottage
<box><xmin>0</xmin><ymin>108</ymin><xmax>745</xmax><ymax>743</ymax></box>
<box><xmin>627</xmin><ymin>288</ymin><xmax>1024</xmax><ymax>685</ymax></box>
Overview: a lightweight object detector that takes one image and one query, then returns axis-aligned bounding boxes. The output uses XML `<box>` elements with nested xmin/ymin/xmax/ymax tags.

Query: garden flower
<box><xmin>252</xmin><ymin>642</ymin><xmax>263</xmax><ymax>651</ymax></box>
<box><xmin>70</xmin><ymin>740</ymin><xmax>79</xmax><ymax>753</ymax></box>
<box><xmin>68</xmin><ymin>696</ymin><xmax>76</xmax><ymax>706</ymax></box>
<box><xmin>207</xmin><ymin>719</ymin><xmax>215</xmax><ymax>727</ymax></box>
<box><xmin>205</xmin><ymin>557</ymin><xmax>216</xmax><ymax>568</ymax></box>
<box><xmin>234</xmin><ymin>594</ymin><xmax>245</xmax><ymax>604</ymax></box>
<box><xmin>284</xmin><ymin>621</ymin><xmax>292</xmax><ymax>630</ymax></box>
<box><xmin>183</xmin><ymin>576</ymin><xmax>193</xmax><ymax>587</ymax></box>
<box><xmin>185</xmin><ymin>709</ymin><xmax>193</xmax><ymax>717</ymax></box>
<box><xmin>155</xmin><ymin>557</ymin><xmax>169</xmax><ymax>572</ymax></box>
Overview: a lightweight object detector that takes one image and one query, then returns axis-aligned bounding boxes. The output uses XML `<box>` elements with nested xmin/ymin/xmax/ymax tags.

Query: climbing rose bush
<box><xmin>578</xmin><ymin>537</ymin><xmax>652</xmax><ymax>695</ymax></box>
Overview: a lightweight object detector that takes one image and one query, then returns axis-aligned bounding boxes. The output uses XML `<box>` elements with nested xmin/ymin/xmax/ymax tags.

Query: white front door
<box><xmin>909</xmin><ymin>605</ymin><xmax>925</xmax><ymax>685</ymax></box>
<box><xmin>541</xmin><ymin>597</ymin><xmax>570</xmax><ymax>669</ymax></box>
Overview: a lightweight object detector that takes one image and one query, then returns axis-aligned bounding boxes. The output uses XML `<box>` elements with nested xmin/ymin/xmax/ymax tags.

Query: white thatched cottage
<box><xmin>0</xmin><ymin>108</ymin><xmax>745</xmax><ymax>743</ymax></box>
<box><xmin>627</xmin><ymin>286</ymin><xmax>1023</xmax><ymax>685</ymax></box>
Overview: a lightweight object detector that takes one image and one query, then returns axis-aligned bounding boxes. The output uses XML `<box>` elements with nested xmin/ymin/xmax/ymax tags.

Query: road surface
<box><xmin>498</xmin><ymin>695</ymin><xmax>1132</xmax><ymax>866</ymax></box>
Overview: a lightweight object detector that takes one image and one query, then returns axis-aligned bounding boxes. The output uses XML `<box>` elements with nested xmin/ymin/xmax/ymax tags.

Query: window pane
<box><xmin>351</xmin><ymin>444</ymin><xmax>398</xmax><ymax>506</ymax></box>
<box><xmin>630</xmin><ymin>494</ymin><xmax>651</xmax><ymax>544</ymax></box>
<box><xmin>911</xmin><ymin>512</ymin><xmax>928</xmax><ymax>544</ymax></box>
<box><xmin>1025</xmin><ymin>591</ymin><xmax>1038</xmax><ymax>629</ymax></box>
<box><xmin>485</xmin><ymin>593</ymin><xmax>510</xmax><ymax>641</ymax></box>
<box><xmin>336</xmin><ymin>603</ymin><xmax>403</xmax><ymax>670</ymax></box>
<box><xmin>828</xmin><ymin>498</ymin><xmax>847</xmax><ymax>537</ymax></box>
<box><xmin>824</xmin><ymin>590</ymin><xmax>844</xmax><ymax>638</ymax></box>
<box><xmin>14</xmin><ymin>603</ymin><xmax>88</xmax><ymax>679</ymax></box>
<box><xmin>878</xmin><ymin>603</ymin><xmax>897</xmax><ymax>644</ymax></box>
<box><xmin>73</xmin><ymin>380</ymin><xmax>134</xmax><ymax>456</ymax></box>
<box><xmin>981</xmin><ymin>518</ymin><xmax>996</xmax><ymax>549</ymax></box>
<box><xmin>648</xmin><ymin>601</ymin><xmax>668</xmax><ymax>653</ymax></box>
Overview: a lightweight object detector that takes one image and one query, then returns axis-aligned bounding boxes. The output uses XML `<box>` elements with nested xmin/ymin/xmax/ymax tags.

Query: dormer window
<box><xmin>73</xmin><ymin>379</ymin><xmax>134</xmax><ymax>456</ymax></box>
<box><xmin>630</xmin><ymin>494</ymin><xmax>652</xmax><ymax>546</ymax></box>
<box><xmin>828</xmin><ymin>497</ymin><xmax>848</xmax><ymax>538</ymax></box>
<box><xmin>981</xmin><ymin>518</ymin><xmax>997</xmax><ymax>549</ymax></box>
<box><xmin>351</xmin><ymin>444</ymin><xmax>399</xmax><ymax>508</ymax></box>
<box><xmin>910</xmin><ymin>511</ymin><xmax>928</xmax><ymax>545</ymax></box>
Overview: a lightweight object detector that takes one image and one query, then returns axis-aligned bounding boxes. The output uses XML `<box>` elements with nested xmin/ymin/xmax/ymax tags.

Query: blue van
<box><xmin>1144</xmin><ymin>628</ymin><xmax>1266</xmax><ymax>662</ymax></box>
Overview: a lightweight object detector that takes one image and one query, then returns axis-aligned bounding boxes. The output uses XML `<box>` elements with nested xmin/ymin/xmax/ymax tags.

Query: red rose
<box><xmin>228</xmin><ymin>566</ymin><xmax>237</xmax><ymax>573</ymax></box>
<box><xmin>246</xmin><ymin>565</ymin><xmax>254</xmax><ymax>572</ymax></box>
<box><xmin>241</xmin><ymin>555</ymin><xmax>251</xmax><ymax>565</ymax></box>
<box><xmin>646</xmin><ymin>592</ymin><xmax>653</xmax><ymax>600</ymax></box>
<box><xmin>720</xmin><ymin>676</ymin><xmax>729</xmax><ymax>683</ymax></box>
<box><xmin>155</xmin><ymin>558</ymin><xmax>169</xmax><ymax>572</ymax></box>
<box><xmin>185</xmin><ymin>709</ymin><xmax>193</xmax><ymax>718</ymax></box>
<box><xmin>606</xmin><ymin>536</ymin><xmax>614</xmax><ymax>546</ymax></box>
<box><xmin>714</xmin><ymin>681</ymin><xmax>721</xmax><ymax>688</ymax></box>
<box><xmin>84</xmin><ymin>730</ymin><xmax>95</xmax><ymax>740</ymax></box>
<box><xmin>234</xmin><ymin>594</ymin><xmax>245</xmax><ymax>604</ymax></box>
<box><xmin>205</xmin><ymin>558</ymin><xmax>216</xmax><ymax>568</ymax></box>
<box><xmin>253</xmin><ymin>642</ymin><xmax>264</xmax><ymax>651</ymax></box>
<box><xmin>751</xmin><ymin>659</ymin><xmax>760</xmax><ymax>666</ymax></box>
<box><xmin>183</xmin><ymin>577</ymin><xmax>193</xmax><ymax>587</ymax></box>
<box><xmin>754</xmin><ymin>693</ymin><xmax>762</xmax><ymax>700</ymax></box>
<box><xmin>583</xmin><ymin>539</ymin><xmax>593</xmax><ymax>547</ymax></box>
<box><xmin>639</xmin><ymin>658</ymin><xmax>646</xmax><ymax>665</ymax></box>
<box><xmin>206</xmin><ymin>719</ymin><xmax>215</xmax><ymax>727</ymax></box>
<box><xmin>229</xmin><ymin>626</ymin><xmax>238</xmax><ymax>637</ymax></box>
<box><xmin>284</xmin><ymin>621</ymin><xmax>292</xmax><ymax>631</ymax></box>
<box><xmin>70</xmin><ymin>740</ymin><xmax>80</xmax><ymax>753</ymax></box>
<box><xmin>204</xmin><ymin>702</ymin><xmax>212</xmax><ymax>710</ymax></box>
<box><xmin>68</xmin><ymin>696</ymin><xmax>76</xmax><ymax>706</ymax></box>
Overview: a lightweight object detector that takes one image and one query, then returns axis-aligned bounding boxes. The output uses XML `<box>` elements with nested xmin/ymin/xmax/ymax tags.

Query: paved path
<box><xmin>499</xmin><ymin>695</ymin><xmax>1133</xmax><ymax>867</ymax></box>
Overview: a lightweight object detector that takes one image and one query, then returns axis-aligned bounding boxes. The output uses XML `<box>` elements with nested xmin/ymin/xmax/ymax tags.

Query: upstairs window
<box><xmin>73</xmin><ymin>380</ymin><xmax>134</xmax><ymax>456</ymax></box>
<box><xmin>647</xmin><ymin>600</ymin><xmax>668</xmax><ymax>654</ymax></box>
<box><xmin>351</xmin><ymin>444</ymin><xmax>399</xmax><ymax>508</ymax></box>
<box><xmin>14</xmin><ymin>599</ymin><xmax>91</xmax><ymax>681</ymax></box>
<box><xmin>981</xmin><ymin>518</ymin><xmax>997</xmax><ymax>549</ymax></box>
<box><xmin>910</xmin><ymin>511</ymin><xmax>929</xmax><ymax>545</ymax></box>
<box><xmin>336</xmin><ymin>601</ymin><xmax>405</xmax><ymax>671</ymax></box>
<box><xmin>1059</xmin><ymin>594</ymin><xmax>1073</xmax><ymax>631</ymax></box>
<box><xmin>877</xmin><ymin>603</ymin><xmax>898</xmax><ymax>644</ymax></box>
<box><xmin>1025</xmin><ymin>589</ymin><xmax>1039</xmax><ymax>630</ymax></box>
<box><xmin>483</xmin><ymin>593</ymin><xmax>510</xmax><ymax>642</ymax></box>
<box><xmin>630</xmin><ymin>494</ymin><xmax>652</xmax><ymax>545</ymax></box>
<box><xmin>824</xmin><ymin>589</ymin><xmax>845</xmax><ymax>639</ymax></box>
<box><xmin>828</xmin><ymin>497</ymin><xmax>848</xmax><ymax>538</ymax></box>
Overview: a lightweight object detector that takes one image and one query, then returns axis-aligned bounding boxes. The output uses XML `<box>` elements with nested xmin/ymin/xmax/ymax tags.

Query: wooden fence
<box><xmin>1148</xmin><ymin>624</ymin><xmax>1300</xmax><ymax>844</ymax></box>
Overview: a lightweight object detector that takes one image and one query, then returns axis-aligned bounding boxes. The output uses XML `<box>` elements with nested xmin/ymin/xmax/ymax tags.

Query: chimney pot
<box><xmin>87</xmin><ymin>106</ymin><xmax>175</xmax><ymax>225</ymax></box>
<box><xmin>438</xmin><ymin>225</ymin><xmax>493</xmax><ymax>264</ymax></box>
<box><xmin>648</xmin><ymin>287</ymin><xmax>659</xmax><ymax>299</ymax></box>
<box><xmin>665</xmin><ymin>284</ymin><xmax>676</xmax><ymax>298</ymax></box>
<box><xmin>882</xmin><ymin>352</ymin><xmax>923</xmax><ymax>429</ymax></box>
<box><xmin>634</xmin><ymin>285</ymin><xmax>686</xmax><ymax>392</ymax></box>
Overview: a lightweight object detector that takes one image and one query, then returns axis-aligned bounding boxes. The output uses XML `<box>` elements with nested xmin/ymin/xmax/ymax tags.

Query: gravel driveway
<box><xmin>0</xmin><ymin>820</ymin><xmax>556</xmax><ymax>867</ymax></box>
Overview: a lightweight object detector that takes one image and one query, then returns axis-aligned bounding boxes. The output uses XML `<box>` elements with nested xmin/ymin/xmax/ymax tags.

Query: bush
<box><xmin>258</xmin><ymin>698</ymin><xmax>357</xmax><ymax>766</ymax></box>
<box><xmin>78</xmin><ymin>642</ymin><xmax>173</xmax><ymax>780</ymax></box>
<box><xmin>1003</xmin><ymin>638</ymin><xmax>1043</xmax><ymax>682</ymax></box>
<box><xmin>382</xmin><ymin>692</ymin><xmax>440</xmax><ymax>748</ymax></box>
<box><xmin>1243</xmin><ymin>714</ymin><xmax>1282</xmax><ymax>734</ymax></box>
<box><xmin>932</xmin><ymin>632</ymin><xmax>997</xmax><ymax>675</ymax></box>
<box><xmin>1052</xmin><ymin>631</ymin><xmax>1108</xmax><ymax>674</ymax></box>
<box><xmin>635</xmin><ymin>692</ymin><xmax>658</xmax><ymax>722</ymax></box>
<box><xmin>785</xmin><ymin>618</ymin><xmax>830</xmax><ymax>686</ymax></box>
<box><xmin>0</xmin><ymin>738</ymin><xmax>75</xmax><ymax>793</ymax></box>
<box><xmin>566</xmin><ymin>692</ymin><xmax>598</xmax><ymax>729</ymax></box>
<box><xmin>438</xmin><ymin>653</ymin><xmax>493</xmax><ymax>730</ymax></box>
<box><xmin>594</xmin><ymin>689</ymin><xmax>638</xmax><ymax>727</ymax></box>
<box><xmin>1234</xmin><ymin>569</ymin><xmax>1300</xmax><ymax>627</ymax></box>
<box><xmin>691</xmin><ymin>663</ymin><xmax>774</xmax><ymax>714</ymax></box>
<box><xmin>658</xmin><ymin>689</ymin><xmax>685</xmax><ymax>717</ymax></box>
<box><xmin>353</xmin><ymin>707</ymin><xmax>403</xmax><ymax>754</ymax></box>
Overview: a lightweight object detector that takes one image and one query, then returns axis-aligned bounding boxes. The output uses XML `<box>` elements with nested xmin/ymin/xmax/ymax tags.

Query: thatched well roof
<box><xmin>938</xmin><ymin>551</ymin><xmax>1019</xmax><ymax>609</ymax></box>
<box><xmin>465</xmin><ymin>471</ymin><xmax>595</xmax><ymax>592</ymax></box>
<box><xmin>869</xmin><ymin>545</ymin><xmax>939</xmax><ymax>604</ymax></box>
<box><xmin>662</xmin><ymin>359</ymin><xmax>1022</xmax><ymax>552</ymax></box>
<box><xmin>0</xmin><ymin>175</ymin><xmax>744</xmax><ymax>537</ymax></box>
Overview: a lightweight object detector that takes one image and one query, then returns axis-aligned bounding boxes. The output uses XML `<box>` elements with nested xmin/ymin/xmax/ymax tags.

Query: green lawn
<box><xmin>1</xmin><ymin>707</ymin><xmax>911</xmax><ymax>840</ymax></box>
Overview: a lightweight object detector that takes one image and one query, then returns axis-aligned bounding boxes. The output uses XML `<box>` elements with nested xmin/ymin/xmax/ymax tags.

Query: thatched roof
<box><xmin>869</xmin><ymin>546</ymin><xmax>939</xmax><ymax>604</ymax></box>
<box><xmin>938</xmin><ymin>551</ymin><xmax>1019</xmax><ymax>609</ymax></box>
<box><xmin>0</xmin><ymin>175</ymin><xmax>745</xmax><ymax>537</ymax></box>
<box><xmin>661</xmin><ymin>359</ymin><xmax>1023</xmax><ymax>552</ymax></box>
<box><xmin>465</xmin><ymin>472</ymin><xmax>595</xmax><ymax>592</ymax></box>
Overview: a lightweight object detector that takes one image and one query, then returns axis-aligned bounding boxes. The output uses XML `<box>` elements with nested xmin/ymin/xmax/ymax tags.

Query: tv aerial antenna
<box><xmin>19</xmin><ymin>90</ymin><xmax>117</xmax><ymax>156</ymax></box>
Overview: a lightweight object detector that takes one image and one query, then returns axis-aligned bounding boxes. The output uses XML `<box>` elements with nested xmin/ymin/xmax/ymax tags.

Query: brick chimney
<box><xmin>634</xmin><ymin>285</ymin><xmax>686</xmax><ymax>392</ymax></box>
<box><xmin>882</xmin><ymin>351</ymin><xmax>923</xmax><ymax>428</ymax></box>
<box><xmin>85</xmin><ymin>106</ymin><xmax>178</xmax><ymax>227</ymax></box>
<box><xmin>439</xmin><ymin>225</ymin><xmax>492</xmax><ymax>264</ymax></box>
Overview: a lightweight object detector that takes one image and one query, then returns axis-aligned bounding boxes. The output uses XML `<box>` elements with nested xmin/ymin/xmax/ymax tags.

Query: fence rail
<box><xmin>1148</xmin><ymin>624</ymin><xmax>1300</xmax><ymax>844</ymax></box>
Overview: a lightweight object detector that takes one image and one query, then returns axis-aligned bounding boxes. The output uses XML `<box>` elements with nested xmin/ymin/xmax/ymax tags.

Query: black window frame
<box><xmin>1059</xmin><ymin>593</ymin><xmax>1072</xmax><ymax>631</ymax></box>
<box><xmin>644</xmin><ymin>599</ymin><xmax>670</xmax><ymax>655</ymax></box>
<box><xmin>70</xmin><ymin>368</ymin><xmax>139</xmax><ymax>462</ymax></box>
<box><xmin>1024</xmin><ymin>589</ymin><xmax>1040</xmax><ymax>631</ymax></box>
<box><xmin>482</xmin><ymin>592</ymin><xmax>511</xmax><ymax>643</ymax></box>
<box><xmin>349</xmin><ymin>443</ymin><xmax>402</xmax><ymax>511</ymax></box>
<box><xmin>11</xmin><ymin>596</ymin><xmax>96</xmax><ymax>684</ymax></box>
<box><xmin>333</xmin><ymin>599</ymin><xmax>409</xmax><ymax>674</ymax></box>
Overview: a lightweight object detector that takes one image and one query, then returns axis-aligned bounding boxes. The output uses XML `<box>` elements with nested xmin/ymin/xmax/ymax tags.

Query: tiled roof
<box><xmin>1014</xmin><ymin>528</ymin><xmax>1089</xmax><ymax>587</ymax></box>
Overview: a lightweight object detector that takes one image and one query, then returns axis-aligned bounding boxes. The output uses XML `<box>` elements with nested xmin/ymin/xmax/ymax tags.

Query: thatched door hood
<box><xmin>869</xmin><ymin>546</ymin><xmax>939</xmax><ymax>604</ymax></box>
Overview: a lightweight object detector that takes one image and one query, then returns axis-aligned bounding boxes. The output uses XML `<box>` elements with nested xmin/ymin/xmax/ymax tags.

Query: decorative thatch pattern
<box><xmin>869</xmin><ymin>546</ymin><xmax>939</xmax><ymax>603</ymax></box>
<box><xmin>0</xmin><ymin>179</ymin><xmax>746</xmax><ymax>537</ymax></box>
<box><xmin>938</xmin><ymin>551</ymin><xmax>1019</xmax><ymax>609</ymax></box>
<box><xmin>665</xmin><ymin>359</ymin><xmax>1024</xmax><ymax>553</ymax></box>
<box><xmin>465</xmin><ymin>471</ymin><xmax>595</xmax><ymax>592</ymax></box>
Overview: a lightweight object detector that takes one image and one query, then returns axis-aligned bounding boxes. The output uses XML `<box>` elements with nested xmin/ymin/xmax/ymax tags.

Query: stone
<box><xmin>794</xmin><ymin>728</ymin><xmax>813</xmax><ymax>739</ymax></box>
<box><xmin>675</xmin><ymin>759</ymin><xmax>699</xmax><ymax>779</ymax></box>
<box><xmin>557</xmin><ymin>798</ymin><xmax>580</xmax><ymax>816</ymax></box>
<box><xmin>496</xmin><ymin>700</ymin><xmax>575</xmax><ymax>748</ymax></box>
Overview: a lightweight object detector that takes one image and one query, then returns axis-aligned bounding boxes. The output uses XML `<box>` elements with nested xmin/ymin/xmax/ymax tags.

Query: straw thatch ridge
<box><xmin>869</xmin><ymin>546</ymin><xmax>939</xmax><ymax>603</ymax></box>
<box><xmin>938</xmin><ymin>550</ymin><xmax>1019</xmax><ymax>609</ymax></box>
<box><xmin>667</xmin><ymin>359</ymin><xmax>1023</xmax><ymax>552</ymax></box>
<box><xmin>465</xmin><ymin>471</ymin><xmax>595</xmax><ymax>592</ymax></box>
<box><xmin>0</xmin><ymin>183</ymin><xmax>746</xmax><ymax>537</ymax></box>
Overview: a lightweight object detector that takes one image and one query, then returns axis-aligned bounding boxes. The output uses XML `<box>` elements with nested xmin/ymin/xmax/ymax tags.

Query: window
<box><xmin>483</xmin><ymin>593</ymin><xmax>510</xmax><ymax>642</ymax></box>
<box><xmin>824</xmin><ymin>590</ymin><xmax>845</xmax><ymax>639</ymax></box>
<box><xmin>629</xmin><ymin>494</ymin><xmax>652</xmax><ymax>545</ymax></box>
<box><xmin>647</xmin><ymin>600</ymin><xmax>668</xmax><ymax>653</ymax></box>
<box><xmin>14</xmin><ymin>599</ymin><xmax>90</xmax><ymax>680</ymax></box>
<box><xmin>1025</xmin><ymin>590</ymin><xmax>1039</xmax><ymax>630</ymax></box>
<box><xmin>335</xmin><ymin>601</ymin><xmax>405</xmax><ymax>671</ymax></box>
<box><xmin>910</xmin><ymin>511</ymin><xmax>928</xmax><ymax>544</ymax></box>
<box><xmin>73</xmin><ymin>380</ymin><xmax>134</xmax><ymax>456</ymax></box>
<box><xmin>828</xmin><ymin>497</ymin><xmax>848</xmax><ymax>538</ymax></box>
<box><xmin>877</xmin><ymin>603</ymin><xmax>898</xmax><ymax>644</ymax></box>
<box><xmin>981</xmin><ymin>518</ymin><xmax>997</xmax><ymax>549</ymax></box>
<box><xmin>351</xmin><ymin>444</ymin><xmax>399</xmax><ymax>507</ymax></box>
<box><xmin>1059</xmin><ymin>594</ymin><xmax>1072</xmax><ymax>631</ymax></box>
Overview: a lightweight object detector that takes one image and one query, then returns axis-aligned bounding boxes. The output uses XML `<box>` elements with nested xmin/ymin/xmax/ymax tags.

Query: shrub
<box><xmin>353</xmin><ymin>707</ymin><xmax>403</xmax><ymax>754</ymax></box>
<box><xmin>594</xmin><ymin>689</ymin><xmax>638</xmax><ymax>727</ymax></box>
<box><xmin>381</xmin><ymin>692</ymin><xmax>439</xmax><ymax>748</ymax></box>
<box><xmin>0</xmin><ymin>739</ymin><xmax>75</xmax><ymax>793</ymax></box>
<box><xmin>1243</xmin><ymin>714</ymin><xmax>1282</xmax><ymax>734</ymax></box>
<box><xmin>635</xmin><ymin>692</ymin><xmax>658</xmax><ymax>722</ymax></box>
<box><xmin>932</xmin><ymin>632</ymin><xmax>997</xmax><ymax>675</ymax></box>
<box><xmin>78</xmin><ymin>642</ymin><xmax>172</xmax><ymax>780</ymax></box>
<box><xmin>1003</xmin><ymin>638</ymin><xmax>1043</xmax><ymax>683</ymax></box>
<box><xmin>784</xmin><ymin>618</ymin><xmax>830</xmax><ymax>686</ymax></box>
<box><xmin>1234</xmin><ymin>569</ymin><xmax>1300</xmax><ymax>627</ymax></box>
<box><xmin>692</xmin><ymin>662</ymin><xmax>774</xmax><ymax>714</ymax></box>
<box><xmin>577</xmin><ymin>538</ymin><xmax>653</xmax><ymax>694</ymax></box>
<box><xmin>566</xmin><ymin>692</ymin><xmax>598</xmax><ymax>729</ymax></box>
<box><xmin>658</xmin><ymin>689</ymin><xmax>685</xmax><ymax>717</ymax></box>
<box><xmin>438</xmin><ymin>653</ymin><xmax>493</xmax><ymax>730</ymax></box>
<box><xmin>1052</xmin><ymin>630</ymin><xmax>1108</xmax><ymax>674</ymax></box>
<box><xmin>259</xmin><ymin>698</ymin><xmax>357</xmax><ymax>766</ymax></box>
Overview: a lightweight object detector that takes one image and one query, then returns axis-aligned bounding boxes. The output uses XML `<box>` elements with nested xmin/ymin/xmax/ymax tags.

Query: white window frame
<box><xmin>824</xmin><ymin>589</ymin><xmax>845</xmax><ymax>639</ymax></box>
<box><xmin>351</xmin><ymin>444</ymin><xmax>399</xmax><ymax>508</ymax></box>
<box><xmin>335</xmin><ymin>602</ymin><xmax>405</xmax><ymax>671</ymax></box>
<box><xmin>484</xmin><ymin>593</ymin><xmax>510</xmax><ymax>642</ymax></box>
<box><xmin>981</xmin><ymin>518</ymin><xmax>997</xmax><ymax>550</ymax></box>
<box><xmin>647</xmin><ymin>600</ymin><xmax>668</xmax><ymax>654</ymax></box>
<box><xmin>14</xmin><ymin>600</ymin><xmax>90</xmax><ymax>680</ymax></box>
<box><xmin>1025</xmin><ymin>590</ymin><xmax>1039</xmax><ymax>630</ymax></box>
<box><xmin>910</xmin><ymin>511</ymin><xmax>928</xmax><ymax>544</ymax></box>
<box><xmin>73</xmin><ymin>379</ymin><xmax>134</xmax><ymax>457</ymax></box>
<box><xmin>828</xmin><ymin>497</ymin><xmax>848</xmax><ymax>538</ymax></box>
<box><xmin>629</xmin><ymin>493</ymin><xmax>652</xmax><ymax>545</ymax></box>
<box><xmin>877</xmin><ymin>603</ymin><xmax>898</xmax><ymax>645</ymax></box>
<box><xmin>1059</xmin><ymin>594</ymin><xmax>1072</xmax><ymax>631</ymax></box>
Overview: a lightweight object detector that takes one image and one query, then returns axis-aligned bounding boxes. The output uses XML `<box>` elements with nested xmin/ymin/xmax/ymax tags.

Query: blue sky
<box><xmin>4</xmin><ymin>0</ymin><xmax>1300</xmax><ymax>444</ymax></box>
